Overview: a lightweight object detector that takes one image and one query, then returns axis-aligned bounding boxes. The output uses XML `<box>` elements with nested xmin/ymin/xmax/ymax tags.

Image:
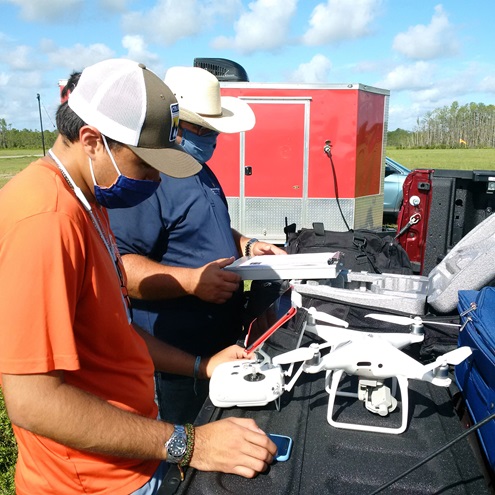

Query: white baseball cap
<box><xmin>164</xmin><ymin>66</ymin><xmax>255</xmax><ymax>134</ymax></box>
<box><xmin>68</xmin><ymin>58</ymin><xmax>202</xmax><ymax>178</ymax></box>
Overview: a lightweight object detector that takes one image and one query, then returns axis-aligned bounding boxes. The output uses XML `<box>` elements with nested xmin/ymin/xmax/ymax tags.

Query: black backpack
<box><xmin>285</xmin><ymin>222</ymin><xmax>413</xmax><ymax>275</ymax></box>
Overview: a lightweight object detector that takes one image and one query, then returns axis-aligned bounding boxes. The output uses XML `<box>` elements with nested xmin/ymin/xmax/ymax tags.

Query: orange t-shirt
<box><xmin>0</xmin><ymin>160</ymin><xmax>159</xmax><ymax>494</ymax></box>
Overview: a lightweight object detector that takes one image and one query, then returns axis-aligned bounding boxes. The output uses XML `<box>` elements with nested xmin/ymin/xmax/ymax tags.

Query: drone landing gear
<box><xmin>326</xmin><ymin>370</ymin><xmax>410</xmax><ymax>434</ymax></box>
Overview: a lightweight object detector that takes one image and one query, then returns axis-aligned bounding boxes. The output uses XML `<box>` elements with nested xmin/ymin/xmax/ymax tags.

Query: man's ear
<box><xmin>79</xmin><ymin>126</ymin><xmax>103</xmax><ymax>158</ymax></box>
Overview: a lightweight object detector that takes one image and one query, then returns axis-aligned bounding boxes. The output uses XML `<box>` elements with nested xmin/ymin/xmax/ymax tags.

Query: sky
<box><xmin>0</xmin><ymin>0</ymin><xmax>494</xmax><ymax>133</ymax></box>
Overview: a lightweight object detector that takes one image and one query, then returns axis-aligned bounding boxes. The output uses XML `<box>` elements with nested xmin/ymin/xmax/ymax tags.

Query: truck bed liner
<box><xmin>176</xmin><ymin>328</ymin><xmax>492</xmax><ymax>495</ymax></box>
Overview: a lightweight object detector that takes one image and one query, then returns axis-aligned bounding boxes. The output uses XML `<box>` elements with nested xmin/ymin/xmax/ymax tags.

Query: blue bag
<box><xmin>455</xmin><ymin>287</ymin><xmax>495</xmax><ymax>472</ymax></box>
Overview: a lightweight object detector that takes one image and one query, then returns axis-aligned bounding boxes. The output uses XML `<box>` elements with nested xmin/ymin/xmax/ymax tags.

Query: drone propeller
<box><xmin>273</xmin><ymin>346</ymin><xmax>317</xmax><ymax>365</ymax></box>
<box><xmin>422</xmin><ymin>346</ymin><xmax>472</xmax><ymax>374</ymax></box>
<box><xmin>308</xmin><ymin>307</ymin><xmax>349</xmax><ymax>328</ymax></box>
<box><xmin>365</xmin><ymin>313</ymin><xmax>461</xmax><ymax>328</ymax></box>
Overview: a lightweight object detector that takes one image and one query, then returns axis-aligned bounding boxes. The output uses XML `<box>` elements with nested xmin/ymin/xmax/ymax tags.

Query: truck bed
<box><xmin>174</xmin><ymin>327</ymin><xmax>494</xmax><ymax>495</ymax></box>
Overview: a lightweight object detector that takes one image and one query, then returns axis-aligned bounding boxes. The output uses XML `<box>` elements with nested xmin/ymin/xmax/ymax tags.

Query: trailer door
<box><xmin>214</xmin><ymin>97</ymin><xmax>309</xmax><ymax>243</ymax></box>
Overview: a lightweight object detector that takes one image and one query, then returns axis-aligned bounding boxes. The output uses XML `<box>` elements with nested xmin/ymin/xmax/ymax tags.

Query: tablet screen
<box><xmin>244</xmin><ymin>287</ymin><xmax>296</xmax><ymax>352</ymax></box>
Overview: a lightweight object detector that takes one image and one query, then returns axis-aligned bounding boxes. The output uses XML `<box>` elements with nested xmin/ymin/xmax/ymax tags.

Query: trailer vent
<box><xmin>193</xmin><ymin>58</ymin><xmax>249</xmax><ymax>82</ymax></box>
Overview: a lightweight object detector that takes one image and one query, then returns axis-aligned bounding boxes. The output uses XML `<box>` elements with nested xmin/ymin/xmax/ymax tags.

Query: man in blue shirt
<box><xmin>109</xmin><ymin>67</ymin><xmax>285</xmax><ymax>424</ymax></box>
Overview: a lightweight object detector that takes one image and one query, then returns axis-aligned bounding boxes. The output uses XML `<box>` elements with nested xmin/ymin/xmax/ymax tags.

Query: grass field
<box><xmin>0</xmin><ymin>150</ymin><xmax>43</xmax><ymax>188</ymax></box>
<box><xmin>387</xmin><ymin>148</ymin><xmax>495</xmax><ymax>170</ymax></box>
<box><xmin>0</xmin><ymin>146</ymin><xmax>493</xmax><ymax>494</ymax></box>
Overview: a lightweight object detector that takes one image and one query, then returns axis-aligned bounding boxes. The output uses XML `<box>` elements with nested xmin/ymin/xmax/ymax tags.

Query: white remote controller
<box><xmin>209</xmin><ymin>360</ymin><xmax>285</xmax><ymax>408</ymax></box>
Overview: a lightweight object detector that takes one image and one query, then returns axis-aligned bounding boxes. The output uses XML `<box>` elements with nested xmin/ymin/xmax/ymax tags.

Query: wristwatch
<box><xmin>165</xmin><ymin>425</ymin><xmax>187</xmax><ymax>464</ymax></box>
<box><xmin>245</xmin><ymin>238</ymin><xmax>259</xmax><ymax>257</ymax></box>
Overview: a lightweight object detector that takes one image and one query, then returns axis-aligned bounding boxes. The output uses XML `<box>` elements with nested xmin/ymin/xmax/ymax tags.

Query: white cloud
<box><xmin>100</xmin><ymin>0</ymin><xmax>129</xmax><ymax>12</ymax></box>
<box><xmin>122</xmin><ymin>35</ymin><xmax>160</xmax><ymax>67</ymax></box>
<box><xmin>39</xmin><ymin>38</ymin><xmax>57</xmax><ymax>53</ymax></box>
<box><xmin>386</xmin><ymin>65</ymin><xmax>491</xmax><ymax>131</ymax></box>
<box><xmin>410</xmin><ymin>87</ymin><xmax>444</xmax><ymax>104</ymax></box>
<box><xmin>3</xmin><ymin>0</ymin><xmax>83</xmax><ymax>22</ymax></box>
<box><xmin>211</xmin><ymin>0</ymin><xmax>297</xmax><ymax>54</ymax></box>
<box><xmin>389</xmin><ymin>92</ymin><xmax>460</xmax><ymax>131</ymax></box>
<box><xmin>0</xmin><ymin>32</ymin><xmax>13</xmax><ymax>43</ymax></box>
<box><xmin>393</xmin><ymin>4</ymin><xmax>459</xmax><ymax>60</ymax></box>
<box><xmin>288</xmin><ymin>54</ymin><xmax>332</xmax><ymax>83</ymax></box>
<box><xmin>123</xmin><ymin>0</ymin><xmax>241</xmax><ymax>46</ymax></box>
<box><xmin>376</xmin><ymin>62</ymin><xmax>434</xmax><ymax>91</ymax></box>
<box><xmin>0</xmin><ymin>34</ymin><xmax>47</xmax><ymax>71</ymax></box>
<box><xmin>0</xmin><ymin>45</ymin><xmax>36</xmax><ymax>70</ymax></box>
<box><xmin>0</xmin><ymin>69</ymin><xmax>48</xmax><ymax>130</ymax></box>
<box><xmin>302</xmin><ymin>0</ymin><xmax>382</xmax><ymax>46</ymax></box>
<box><xmin>47</xmin><ymin>43</ymin><xmax>115</xmax><ymax>70</ymax></box>
<box><xmin>0</xmin><ymin>72</ymin><xmax>11</xmax><ymax>86</ymax></box>
<box><xmin>479</xmin><ymin>75</ymin><xmax>495</xmax><ymax>93</ymax></box>
<box><xmin>388</xmin><ymin>101</ymin><xmax>430</xmax><ymax>131</ymax></box>
<box><xmin>353</xmin><ymin>60</ymin><xmax>383</xmax><ymax>73</ymax></box>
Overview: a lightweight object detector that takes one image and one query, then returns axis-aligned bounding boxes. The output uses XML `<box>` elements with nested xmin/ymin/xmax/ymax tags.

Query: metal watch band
<box><xmin>165</xmin><ymin>425</ymin><xmax>187</xmax><ymax>464</ymax></box>
<box><xmin>245</xmin><ymin>238</ymin><xmax>259</xmax><ymax>257</ymax></box>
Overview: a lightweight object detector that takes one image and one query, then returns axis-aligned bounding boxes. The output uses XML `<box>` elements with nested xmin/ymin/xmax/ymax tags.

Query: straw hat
<box><xmin>164</xmin><ymin>66</ymin><xmax>255</xmax><ymax>134</ymax></box>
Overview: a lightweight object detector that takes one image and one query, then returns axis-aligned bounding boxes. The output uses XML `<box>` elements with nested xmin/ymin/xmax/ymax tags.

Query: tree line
<box><xmin>388</xmin><ymin>101</ymin><xmax>495</xmax><ymax>149</ymax></box>
<box><xmin>0</xmin><ymin>118</ymin><xmax>57</xmax><ymax>149</ymax></box>
<box><xmin>2</xmin><ymin>101</ymin><xmax>495</xmax><ymax>150</ymax></box>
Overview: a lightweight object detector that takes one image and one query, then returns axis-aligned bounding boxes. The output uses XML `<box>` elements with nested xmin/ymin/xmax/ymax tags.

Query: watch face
<box><xmin>168</xmin><ymin>435</ymin><xmax>187</xmax><ymax>457</ymax></box>
<box><xmin>166</xmin><ymin>425</ymin><xmax>188</xmax><ymax>462</ymax></box>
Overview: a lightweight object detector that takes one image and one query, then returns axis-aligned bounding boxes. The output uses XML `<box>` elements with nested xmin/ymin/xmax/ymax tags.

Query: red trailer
<box><xmin>59</xmin><ymin>67</ymin><xmax>390</xmax><ymax>244</ymax></box>
<box><xmin>209</xmin><ymin>82</ymin><xmax>390</xmax><ymax>243</ymax></box>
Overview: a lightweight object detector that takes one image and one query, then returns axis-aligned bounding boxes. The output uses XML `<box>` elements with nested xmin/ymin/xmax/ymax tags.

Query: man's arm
<box><xmin>3</xmin><ymin>371</ymin><xmax>172</xmax><ymax>459</ymax></box>
<box><xmin>2</xmin><ymin>372</ymin><xmax>276</xmax><ymax>478</ymax></box>
<box><xmin>122</xmin><ymin>253</ymin><xmax>241</xmax><ymax>304</ymax></box>
<box><xmin>133</xmin><ymin>324</ymin><xmax>250</xmax><ymax>378</ymax></box>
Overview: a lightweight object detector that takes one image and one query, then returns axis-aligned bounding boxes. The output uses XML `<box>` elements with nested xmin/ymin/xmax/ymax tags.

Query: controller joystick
<box><xmin>243</xmin><ymin>362</ymin><xmax>266</xmax><ymax>382</ymax></box>
<box><xmin>245</xmin><ymin>371</ymin><xmax>265</xmax><ymax>382</ymax></box>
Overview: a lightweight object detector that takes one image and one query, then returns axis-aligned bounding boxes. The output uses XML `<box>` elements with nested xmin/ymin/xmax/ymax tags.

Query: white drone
<box><xmin>273</xmin><ymin>309</ymin><xmax>472</xmax><ymax>435</ymax></box>
<box><xmin>210</xmin><ymin>293</ymin><xmax>471</xmax><ymax>435</ymax></box>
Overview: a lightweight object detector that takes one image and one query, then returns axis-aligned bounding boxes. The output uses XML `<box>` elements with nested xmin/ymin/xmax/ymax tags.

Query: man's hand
<box><xmin>202</xmin><ymin>345</ymin><xmax>253</xmax><ymax>378</ymax></box>
<box><xmin>192</xmin><ymin>417</ymin><xmax>277</xmax><ymax>478</ymax></box>
<box><xmin>232</xmin><ymin>230</ymin><xmax>287</xmax><ymax>258</ymax></box>
<box><xmin>250</xmin><ymin>241</ymin><xmax>287</xmax><ymax>256</ymax></box>
<box><xmin>191</xmin><ymin>257</ymin><xmax>241</xmax><ymax>304</ymax></box>
<box><xmin>119</xmin><ymin>254</ymin><xmax>241</xmax><ymax>302</ymax></box>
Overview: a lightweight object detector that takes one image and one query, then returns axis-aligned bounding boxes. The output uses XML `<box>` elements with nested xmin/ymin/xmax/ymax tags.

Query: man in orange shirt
<box><xmin>0</xmin><ymin>58</ymin><xmax>276</xmax><ymax>495</ymax></box>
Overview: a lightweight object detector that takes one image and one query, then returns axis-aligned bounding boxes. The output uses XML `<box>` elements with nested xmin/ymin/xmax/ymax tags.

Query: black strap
<box><xmin>352</xmin><ymin>234</ymin><xmax>382</xmax><ymax>274</ymax></box>
<box><xmin>312</xmin><ymin>222</ymin><xmax>325</xmax><ymax>236</ymax></box>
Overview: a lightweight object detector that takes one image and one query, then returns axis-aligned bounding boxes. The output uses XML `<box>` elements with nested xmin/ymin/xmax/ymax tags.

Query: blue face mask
<box><xmin>179</xmin><ymin>128</ymin><xmax>218</xmax><ymax>164</ymax></box>
<box><xmin>90</xmin><ymin>136</ymin><xmax>160</xmax><ymax>209</ymax></box>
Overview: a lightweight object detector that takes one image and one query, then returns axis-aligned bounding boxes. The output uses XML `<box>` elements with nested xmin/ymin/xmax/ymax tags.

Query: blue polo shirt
<box><xmin>109</xmin><ymin>164</ymin><xmax>243</xmax><ymax>356</ymax></box>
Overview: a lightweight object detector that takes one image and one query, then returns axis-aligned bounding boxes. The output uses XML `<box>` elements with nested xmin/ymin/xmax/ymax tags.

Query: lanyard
<box><xmin>47</xmin><ymin>149</ymin><xmax>132</xmax><ymax>323</ymax></box>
